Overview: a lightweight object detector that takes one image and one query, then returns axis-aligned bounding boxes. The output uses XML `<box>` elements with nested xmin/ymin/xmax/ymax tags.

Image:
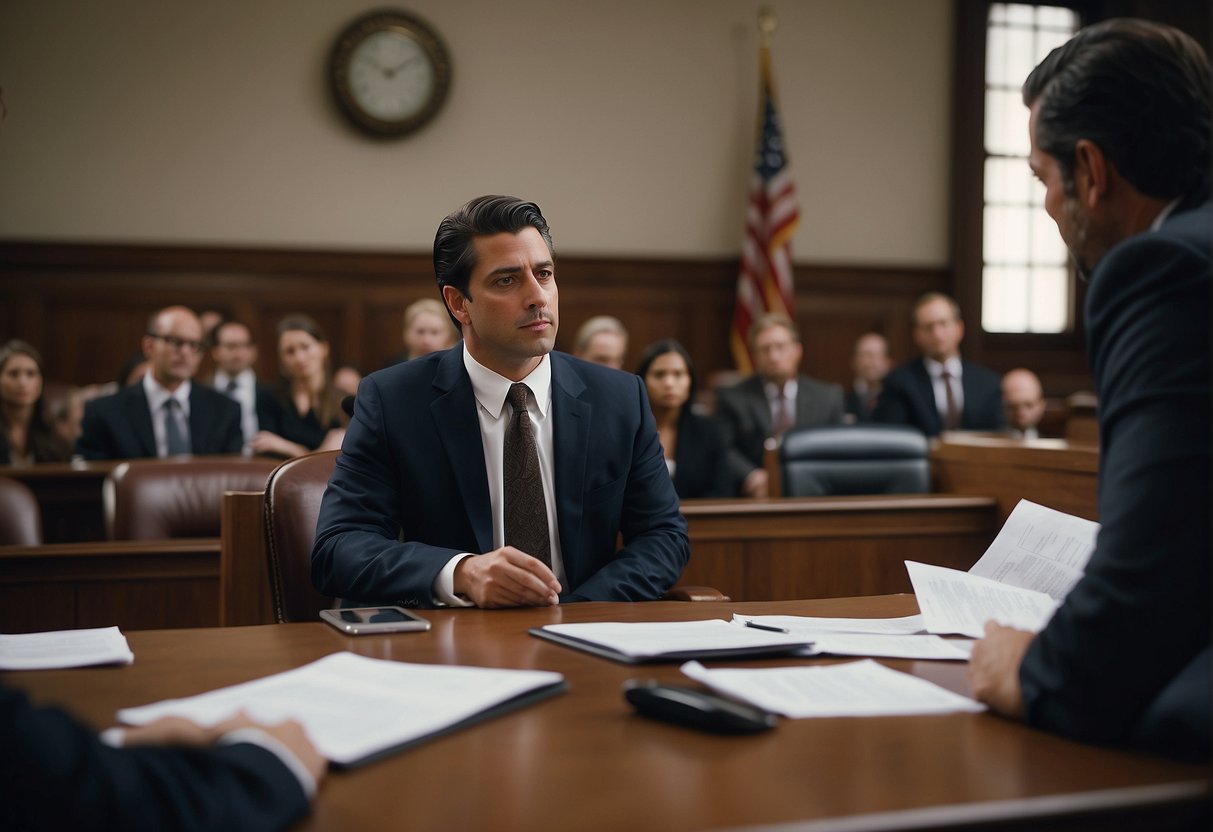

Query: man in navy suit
<box><xmin>312</xmin><ymin>196</ymin><xmax>689</xmax><ymax>608</ymax></box>
<box><xmin>76</xmin><ymin>306</ymin><xmax>243</xmax><ymax>460</ymax></box>
<box><xmin>969</xmin><ymin>18</ymin><xmax>1210</xmax><ymax>761</ymax></box>
<box><xmin>875</xmin><ymin>292</ymin><xmax>1004</xmax><ymax>436</ymax></box>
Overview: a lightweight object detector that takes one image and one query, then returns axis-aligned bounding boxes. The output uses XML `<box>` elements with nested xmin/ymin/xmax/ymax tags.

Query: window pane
<box><xmin>983</xmin><ymin>266</ymin><xmax>1031</xmax><ymax>332</ymax></box>
<box><xmin>1004</xmin><ymin>26</ymin><xmax>1036</xmax><ymax>88</ymax></box>
<box><xmin>990</xmin><ymin>3</ymin><xmax>1011</xmax><ymax>24</ymax></box>
<box><xmin>1035</xmin><ymin>27</ymin><xmax>1072</xmax><ymax>59</ymax></box>
<box><xmin>1036</xmin><ymin>6</ymin><xmax>1078</xmax><ymax>29</ymax></box>
<box><xmin>1028</xmin><ymin>267</ymin><xmax>1069</xmax><ymax>331</ymax></box>
<box><xmin>986</xmin><ymin>157</ymin><xmax>1032</xmax><ymax>204</ymax></box>
<box><xmin>1005</xmin><ymin>4</ymin><xmax>1034</xmax><ymax>24</ymax></box>
<box><xmin>987</xmin><ymin>24</ymin><xmax>1009</xmax><ymax>85</ymax></box>
<box><xmin>1031</xmin><ymin>210</ymin><xmax>1067</xmax><ymax>264</ymax></box>
<box><xmin>985</xmin><ymin>89</ymin><xmax>1030</xmax><ymax>155</ymax></box>
<box><xmin>985</xmin><ymin>205</ymin><xmax>1032</xmax><ymax>265</ymax></box>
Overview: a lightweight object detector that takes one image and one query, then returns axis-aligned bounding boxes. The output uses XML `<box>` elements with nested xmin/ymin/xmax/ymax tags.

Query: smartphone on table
<box><xmin>319</xmin><ymin>606</ymin><xmax>431</xmax><ymax>634</ymax></box>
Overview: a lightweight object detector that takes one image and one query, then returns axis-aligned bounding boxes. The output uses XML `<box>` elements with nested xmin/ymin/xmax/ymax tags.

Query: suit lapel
<box><xmin>745</xmin><ymin>376</ymin><xmax>772</xmax><ymax>436</ymax></box>
<box><xmin>910</xmin><ymin>361</ymin><xmax>942</xmax><ymax>434</ymax></box>
<box><xmin>187</xmin><ymin>388</ymin><xmax>208</xmax><ymax>453</ymax></box>
<box><xmin>550</xmin><ymin>354</ymin><xmax>589</xmax><ymax>585</ymax></box>
<box><xmin>125</xmin><ymin>386</ymin><xmax>157</xmax><ymax>457</ymax></box>
<box><xmin>430</xmin><ymin>346</ymin><xmax>494</xmax><ymax>553</ymax></box>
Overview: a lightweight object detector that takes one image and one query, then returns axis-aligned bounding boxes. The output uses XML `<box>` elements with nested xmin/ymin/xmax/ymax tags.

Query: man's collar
<box><xmin>142</xmin><ymin>372</ymin><xmax>191</xmax><ymax>409</ymax></box>
<box><xmin>923</xmin><ymin>356</ymin><xmax>962</xmax><ymax>377</ymax></box>
<box><xmin>1149</xmin><ymin>196</ymin><xmax>1184</xmax><ymax>232</ymax></box>
<box><xmin>462</xmin><ymin>349</ymin><xmax>552</xmax><ymax>420</ymax></box>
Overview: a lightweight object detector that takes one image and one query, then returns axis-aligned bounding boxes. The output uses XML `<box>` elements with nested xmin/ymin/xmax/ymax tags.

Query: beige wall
<box><xmin>0</xmin><ymin>0</ymin><xmax>952</xmax><ymax>265</ymax></box>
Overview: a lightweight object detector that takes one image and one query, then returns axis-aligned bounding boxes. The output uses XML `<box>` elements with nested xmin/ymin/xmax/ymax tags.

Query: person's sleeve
<box><xmin>1018</xmin><ymin>233</ymin><xmax>1211</xmax><ymax>752</ymax></box>
<box><xmin>825</xmin><ymin>383</ymin><xmax>846</xmax><ymax>424</ymax></box>
<box><xmin>873</xmin><ymin>372</ymin><xmax>910</xmax><ymax>426</ymax></box>
<box><xmin>220</xmin><ymin>397</ymin><xmax>244</xmax><ymax>453</ymax></box>
<box><xmin>713</xmin><ymin>389</ymin><xmax>758</xmax><ymax>488</ymax></box>
<box><xmin>699</xmin><ymin>415</ymin><xmax>737</xmax><ymax>499</ymax></box>
<box><xmin>74</xmin><ymin>398</ymin><xmax>112</xmax><ymax>460</ymax></box>
<box><xmin>1</xmin><ymin>685</ymin><xmax>310</xmax><ymax>832</ymax></box>
<box><xmin>562</xmin><ymin>375</ymin><xmax>690</xmax><ymax>601</ymax></box>
<box><xmin>311</xmin><ymin>374</ymin><xmax>461</xmax><ymax>607</ymax></box>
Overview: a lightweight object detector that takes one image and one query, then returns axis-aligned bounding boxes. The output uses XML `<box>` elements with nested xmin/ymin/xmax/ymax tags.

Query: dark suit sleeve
<box><xmin>713</xmin><ymin>386</ymin><xmax>761</xmax><ymax>490</ymax></box>
<box><xmin>214</xmin><ymin>396</ymin><xmax>244</xmax><ymax>454</ymax></box>
<box><xmin>75</xmin><ymin>397</ymin><xmax>118</xmax><ymax>460</ymax></box>
<box><xmin>675</xmin><ymin>413</ymin><xmax>735</xmax><ymax>499</ymax></box>
<box><xmin>873</xmin><ymin>368</ymin><xmax>914</xmax><ymax>427</ymax></box>
<box><xmin>1018</xmin><ymin>229</ymin><xmax>1211</xmax><ymax>756</ymax></box>
<box><xmin>562</xmin><ymin>374</ymin><xmax>689</xmax><ymax>601</ymax></box>
<box><xmin>1</xmin><ymin>684</ymin><xmax>309</xmax><ymax>832</ymax></box>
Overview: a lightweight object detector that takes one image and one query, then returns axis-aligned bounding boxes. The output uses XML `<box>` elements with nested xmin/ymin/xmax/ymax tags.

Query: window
<box><xmin>981</xmin><ymin>3</ymin><xmax>1079</xmax><ymax>333</ymax></box>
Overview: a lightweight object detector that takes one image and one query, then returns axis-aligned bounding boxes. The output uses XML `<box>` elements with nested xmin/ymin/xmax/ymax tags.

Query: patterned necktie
<box><xmin>941</xmin><ymin>370</ymin><xmax>960</xmax><ymax>431</ymax></box>
<box><xmin>503</xmin><ymin>383</ymin><xmax>551</xmax><ymax>566</ymax></box>
<box><xmin>163</xmin><ymin>398</ymin><xmax>191</xmax><ymax>456</ymax></box>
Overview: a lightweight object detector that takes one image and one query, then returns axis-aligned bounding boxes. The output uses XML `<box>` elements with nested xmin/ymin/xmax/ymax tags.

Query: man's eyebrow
<box><xmin>487</xmin><ymin>260</ymin><xmax>554</xmax><ymax>277</ymax></box>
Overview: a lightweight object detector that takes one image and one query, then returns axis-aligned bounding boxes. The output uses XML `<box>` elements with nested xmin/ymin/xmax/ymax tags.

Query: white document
<box><xmin>0</xmin><ymin>626</ymin><xmax>134</xmax><ymax>670</ymax></box>
<box><xmin>968</xmin><ymin>499</ymin><xmax>1099</xmax><ymax>601</ymax></box>
<box><xmin>538</xmin><ymin>619</ymin><xmax>810</xmax><ymax>658</ymax></box>
<box><xmin>732</xmin><ymin>613</ymin><xmax>926</xmax><ymax>635</ymax></box>
<box><xmin>117</xmin><ymin>652</ymin><xmax>564</xmax><ymax>766</ymax></box>
<box><xmin>681</xmin><ymin>659</ymin><xmax>985</xmax><ymax>718</ymax></box>
<box><xmin>797</xmin><ymin>633</ymin><xmax>972</xmax><ymax>661</ymax></box>
<box><xmin>907</xmin><ymin>560</ymin><xmax>1061</xmax><ymax>638</ymax></box>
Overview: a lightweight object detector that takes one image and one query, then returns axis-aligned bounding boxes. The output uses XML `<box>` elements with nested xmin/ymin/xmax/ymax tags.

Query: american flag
<box><xmin>731</xmin><ymin>44</ymin><xmax>800</xmax><ymax>373</ymax></box>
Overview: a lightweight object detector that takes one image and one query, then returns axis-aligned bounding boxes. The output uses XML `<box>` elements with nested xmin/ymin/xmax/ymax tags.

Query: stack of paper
<box><xmin>0</xmin><ymin>626</ymin><xmax>134</xmax><ymax>670</ymax></box>
<box><xmin>909</xmin><ymin>499</ymin><xmax>1099</xmax><ymax>638</ymax></box>
<box><xmin>730</xmin><ymin>613</ymin><xmax>971</xmax><ymax>661</ymax></box>
<box><xmin>531</xmin><ymin>619</ymin><xmax>813</xmax><ymax>663</ymax></box>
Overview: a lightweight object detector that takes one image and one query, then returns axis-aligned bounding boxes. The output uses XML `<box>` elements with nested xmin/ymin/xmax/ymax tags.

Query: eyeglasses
<box><xmin>147</xmin><ymin>333</ymin><xmax>206</xmax><ymax>354</ymax></box>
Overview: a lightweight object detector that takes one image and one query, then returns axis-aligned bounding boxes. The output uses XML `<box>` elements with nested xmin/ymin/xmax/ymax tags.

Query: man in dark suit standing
<box><xmin>715</xmin><ymin>313</ymin><xmax>845</xmax><ymax>498</ymax></box>
<box><xmin>875</xmin><ymin>292</ymin><xmax>1004</xmax><ymax>437</ymax></box>
<box><xmin>208</xmin><ymin>319</ymin><xmax>280</xmax><ymax>452</ymax></box>
<box><xmin>76</xmin><ymin>306</ymin><xmax>243</xmax><ymax>460</ymax></box>
<box><xmin>312</xmin><ymin>196</ymin><xmax>689</xmax><ymax>608</ymax></box>
<box><xmin>969</xmin><ymin>18</ymin><xmax>1210</xmax><ymax>761</ymax></box>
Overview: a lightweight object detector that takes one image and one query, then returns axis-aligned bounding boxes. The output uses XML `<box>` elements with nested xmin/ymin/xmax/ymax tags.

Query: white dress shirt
<box><xmin>923</xmin><ymin>356</ymin><xmax>964</xmax><ymax>427</ymax></box>
<box><xmin>432</xmin><ymin>350</ymin><xmax>565</xmax><ymax>606</ymax></box>
<box><xmin>213</xmin><ymin>368</ymin><xmax>260</xmax><ymax>446</ymax></box>
<box><xmin>142</xmin><ymin>373</ymin><xmax>191</xmax><ymax>458</ymax></box>
<box><xmin>763</xmin><ymin>378</ymin><xmax>798</xmax><ymax>431</ymax></box>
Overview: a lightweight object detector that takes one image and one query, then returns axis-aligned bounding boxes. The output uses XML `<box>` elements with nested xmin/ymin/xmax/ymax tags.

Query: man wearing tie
<box><xmin>875</xmin><ymin>292</ymin><xmax>1004</xmax><ymax>437</ymax></box>
<box><xmin>312</xmin><ymin>195</ymin><xmax>689</xmax><ymax>608</ymax></box>
<box><xmin>715</xmin><ymin>313</ymin><xmax>845</xmax><ymax>498</ymax></box>
<box><xmin>843</xmin><ymin>332</ymin><xmax>890</xmax><ymax>424</ymax></box>
<box><xmin>76</xmin><ymin>306</ymin><xmax>242</xmax><ymax>460</ymax></box>
<box><xmin>209</xmin><ymin>319</ymin><xmax>280</xmax><ymax>451</ymax></box>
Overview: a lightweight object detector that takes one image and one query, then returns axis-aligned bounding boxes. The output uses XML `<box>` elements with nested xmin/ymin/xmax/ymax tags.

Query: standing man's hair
<box><xmin>913</xmin><ymin>292</ymin><xmax>961</xmax><ymax>324</ymax></box>
<box><xmin>1023</xmin><ymin>18</ymin><xmax>1211</xmax><ymax>200</ymax></box>
<box><xmin>433</xmin><ymin>195</ymin><xmax>554</xmax><ymax>302</ymax></box>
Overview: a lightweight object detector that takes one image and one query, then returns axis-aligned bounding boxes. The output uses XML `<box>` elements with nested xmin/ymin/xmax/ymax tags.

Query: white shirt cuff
<box><xmin>432</xmin><ymin>553</ymin><xmax>476</xmax><ymax>607</ymax></box>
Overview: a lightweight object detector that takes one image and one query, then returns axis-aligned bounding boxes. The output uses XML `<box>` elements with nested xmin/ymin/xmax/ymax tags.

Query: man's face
<box><xmin>211</xmin><ymin>323</ymin><xmax>257</xmax><ymax>376</ymax></box>
<box><xmin>580</xmin><ymin>331</ymin><xmax>626</xmax><ymax>370</ymax></box>
<box><xmin>143</xmin><ymin>309</ymin><xmax>204</xmax><ymax>388</ymax></box>
<box><xmin>1003</xmin><ymin>373</ymin><xmax>1046</xmax><ymax>431</ymax></box>
<box><xmin>852</xmin><ymin>334</ymin><xmax>890</xmax><ymax>384</ymax></box>
<box><xmin>405</xmin><ymin>310</ymin><xmax>453</xmax><ymax>358</ymax></box>
<box><xmin>913</xmin><ymin>298</ymin><xmax>964</xmax><ymax>363</ymax></box>
<box><xmin>443</xmin><ymin>227</ymin><xmax>558</xmax><ymax>380</ymax></box>
<box><xmin>1028</xmin><ymin>102</ymin><xmax>1094</xmax><ymax>277</ymax></box>
<box><xmin>752</xmin><ymin>324</ymin><xmax>802</xmax><ymax>386</ymax></box>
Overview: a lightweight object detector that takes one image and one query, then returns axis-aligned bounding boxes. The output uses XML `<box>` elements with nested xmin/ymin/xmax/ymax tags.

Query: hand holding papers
<box><xmin>117</xmin><ymin>652</ymin><xmax>566</xmax><ymax>767</ymax></box>
<box><xmin>909</xmin><ymin>501</ymin><xmax>1100</xmax><ymax>638</ymax></box>
<box><xmin>0</xmin><ymin>627</ymin><xmax>134</xmax><ymax>670</ymax></box>
<box><xmin>682</xmin><ymin>659</ymin><xmax>984</xmax><ymax>718</ymax></box>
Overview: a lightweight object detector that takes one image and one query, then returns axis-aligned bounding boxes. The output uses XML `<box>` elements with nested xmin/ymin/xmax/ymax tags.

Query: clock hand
<box><xmin>383</xmin><ymin>55</ymin><xmax>423</xmax><ymax>77</ymax></box>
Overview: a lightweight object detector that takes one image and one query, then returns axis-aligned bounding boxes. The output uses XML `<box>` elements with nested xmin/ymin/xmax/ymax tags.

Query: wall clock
<box><xmin>329</xmin><ymin>9</ymin><xmax>452</xmax><ymax>138</ymax></box>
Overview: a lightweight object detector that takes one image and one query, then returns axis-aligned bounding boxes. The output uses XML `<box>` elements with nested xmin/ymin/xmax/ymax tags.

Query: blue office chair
<box><xmin>779</xmin><ymin>424</ymin><xmax>930</xmax><ymax>497</ymax></box>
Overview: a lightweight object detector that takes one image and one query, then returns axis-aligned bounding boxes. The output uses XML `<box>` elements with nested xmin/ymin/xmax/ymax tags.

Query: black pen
<box><xmin>744</xmin><ymin>620</ymin><xmax>790</xmax><ymax>634</ymax></box>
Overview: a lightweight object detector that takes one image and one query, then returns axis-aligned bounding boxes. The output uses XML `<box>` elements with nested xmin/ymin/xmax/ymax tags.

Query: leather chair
<box><xmin>264</xmin><ymin>450</ymin><xmax>726</xmax><ymax>623</ymax></box>
<box><xmin>779</xmin><ymin>424</ymin><xmax>930</xmax><ymax>497</ymax></box>
<box><xmin>0</xmin><ymin>476</ymin><xmax>42</xmax><ymax>545</ymax></box>
<box><xmin>104</xmin><ymin>457</ymin><xmax>280</xmax><ymax>540</ymax></box>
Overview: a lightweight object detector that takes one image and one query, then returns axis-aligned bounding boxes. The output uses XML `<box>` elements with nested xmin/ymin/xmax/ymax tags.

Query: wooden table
<box><xmin>7</xmin><ymin>596</ymin><xmax>1206</xmax><ymax>831</ymax></box>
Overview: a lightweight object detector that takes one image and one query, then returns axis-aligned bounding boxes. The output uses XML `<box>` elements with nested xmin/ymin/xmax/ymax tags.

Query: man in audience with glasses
<box><xmin>76</xmin><ymin>306</ymin><xmax>242</xmax><ymax>459</ymax></box>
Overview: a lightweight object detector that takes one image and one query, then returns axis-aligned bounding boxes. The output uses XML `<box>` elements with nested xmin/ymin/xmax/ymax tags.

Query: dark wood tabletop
<box><xmin>5</xmin><ymin>595</ymin><xmax>1206</xmax><ymax>832</ymax></box>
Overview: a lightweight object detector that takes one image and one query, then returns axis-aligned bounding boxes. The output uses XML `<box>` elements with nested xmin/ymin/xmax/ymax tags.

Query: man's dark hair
<box><xmin>432</xmin><ymin>195</ymin><xmax>554</xmax><ymax>303</ymax></box>
<box><xmin>1023</xmin><ymin>18</ymin><xmax>1211</xmax><ymax>199</ymax></box>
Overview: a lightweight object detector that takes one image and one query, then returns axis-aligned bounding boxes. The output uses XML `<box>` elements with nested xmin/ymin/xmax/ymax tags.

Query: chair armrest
<box><xmin>662</xmin><ymin>585</ymin><xmax>731</xmax><ymax>602</ymax></box>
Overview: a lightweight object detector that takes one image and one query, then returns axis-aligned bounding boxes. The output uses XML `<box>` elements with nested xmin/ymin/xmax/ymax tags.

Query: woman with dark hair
<box><xmin>635</xmin><ymin>339</ymin><xmax>733</xmax><ymax>499</ymax></box>
<box><xmin>0</xmin><ymin>340</ymin><xmax>71</xmax><ymax>465</ymax></box>
<box><xmin>251</xmin><ymin>315</ymin><xmax>347</xmax><ymax>458</ymax></box>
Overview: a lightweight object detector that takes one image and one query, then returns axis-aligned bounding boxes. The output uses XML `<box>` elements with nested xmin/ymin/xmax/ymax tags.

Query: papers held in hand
<box><xmin>530</xmin><ymin>619</ymin><xmax>814</xmax><ymax>663</ymax></box>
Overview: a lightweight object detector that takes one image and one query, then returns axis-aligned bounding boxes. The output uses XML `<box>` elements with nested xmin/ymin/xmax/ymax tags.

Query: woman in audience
<box><xmin>404</xmin><ymin>298</ymin><xmax>458</xmax><ymax>359</ymax></box>
<box><xmin>0</xmin><ymin>340</ymin><xmax>71</xmax><ymax>465</ymax></box>
<box><xmin>251</xmin><ymin>315</ymin><xmax>346</xmax><ymax>458</ymax></box>
<box><xmin>635</xmin><ymin>339</ymin><xmax>733</xmax><ymax>499</ymax></box>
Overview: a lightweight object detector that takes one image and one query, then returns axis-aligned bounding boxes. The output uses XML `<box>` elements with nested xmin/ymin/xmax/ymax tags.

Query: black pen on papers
<box><xmin>744</xmin><ymin>620</ymin><xmax>790</xmax><ymax>634</ymax></box>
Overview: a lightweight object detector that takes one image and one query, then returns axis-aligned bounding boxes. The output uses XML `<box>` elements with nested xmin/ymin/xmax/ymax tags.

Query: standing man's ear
<box><xmin>1073</xmin><ymin>139</ymin><xmax>1109</xmax><ymax>209</ymax></box>
<box><xmin>442</xmin><ymin>285</ymin><xmax>471</xmax><ymax>327</ymax></box>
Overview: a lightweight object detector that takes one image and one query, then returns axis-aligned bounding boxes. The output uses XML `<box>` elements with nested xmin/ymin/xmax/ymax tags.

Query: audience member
<box><xmin>635</xmin><ymin>339</ymin><xmax>733</xmax><ymax>499</ymax></box>
<box><xmin>387</xmin><ymin>298</ymin><xmax>459</xmax><ymax>366</ymax></box>
<box><xmin>968</xmin><ymin>18</ymin><xmax>1211</xmax><ymax>761</ymax></box>
<box><xmin>573</xmin><ymin>315</ymin><xmax>629</xmax><ymax>370</ymax></box>
<box><xmin>250</xmin><ymin>315</ymin><xmax>346</xmax><ymax>458</ymax></box>
<box><xmin>333</xmin><ymin>364</ymin><xmax>363</xmax><ymax>397</ymax></box>
<box><xmin>76</xmin><ymin>307</ymin><xmax>242</xmax><ymax>460</ymax></box>
<box><xmin>1002</xmin><ymin>368</ymin><xmax>1046</xmax><ymax>439</ymax></box>
<box><xmin>313</xmin><ymin>195</ymin><xmax>688</xmax><ymax>608</ymax></box>
<box><xmin>844</xmin><ymin>332</ymin><xmax>890</xmax><ymax>424</ymax></box>
<box><xmin>0</xmin><ymin>340</ymin><xmax>71</xmax><ymax>465</ymax></box>
<box><xmin>48</xmin><ymin>386</ymin><xmax>88</xmax><ymax>450</ymax></box>
<box><xmin>875</xmin><ymin>293</ymin><xmax>1004</xmax><ymax>436</ymax></box>
<box><xmin>3</xmin><ymin>679</ymin><xmax>323</xmax><ymax>831</ymax></box>
<box><xmin>210</xmin><ymin>320</ymin><xmax>279</xmax><ymax>450</ymax></box>
<box><xmin>715</xmin><ymin>313</ymin><xmax>844</xmax><ymax>498</ymax></box>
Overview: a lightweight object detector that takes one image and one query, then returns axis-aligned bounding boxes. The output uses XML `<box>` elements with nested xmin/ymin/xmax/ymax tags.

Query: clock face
<box><xmin>330</xmin><ymin>11</ymin><xmax>451</xmax><ymax>138</ymax></box>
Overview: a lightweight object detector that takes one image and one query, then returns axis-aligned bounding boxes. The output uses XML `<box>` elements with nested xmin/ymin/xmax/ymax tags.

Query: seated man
<box><xmin>573</xmin><ymin>315</ymin><xmax>628</xmax><ymax>370</ymax></box>
<box><xmin>875</xmin><ymin>292</ymin><xmax>1004</xmax><ymax>436</ymax></box>
<box><xmin>715</xmin><ymin>313</ymin><xmax>844</xmax><ymax>498</ymax></box>
<box><xmin>76</xmin><ymin>306</ymin><xmax>243</xmax><ymax>460</ymax></box>
<box><xmin>312</xmin><ymin>195</ymin><xmax>689</xmax><ymax>608</ymax></box>
<box><xmin>844</xmin><ymin>332</ymin><xmax>890</xmax><ymax>424</ymax></box>
<box><xmin>1001</xmin><ymin>368</ymin><xmax>1046</xmax><ymax>439</ymax></box>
